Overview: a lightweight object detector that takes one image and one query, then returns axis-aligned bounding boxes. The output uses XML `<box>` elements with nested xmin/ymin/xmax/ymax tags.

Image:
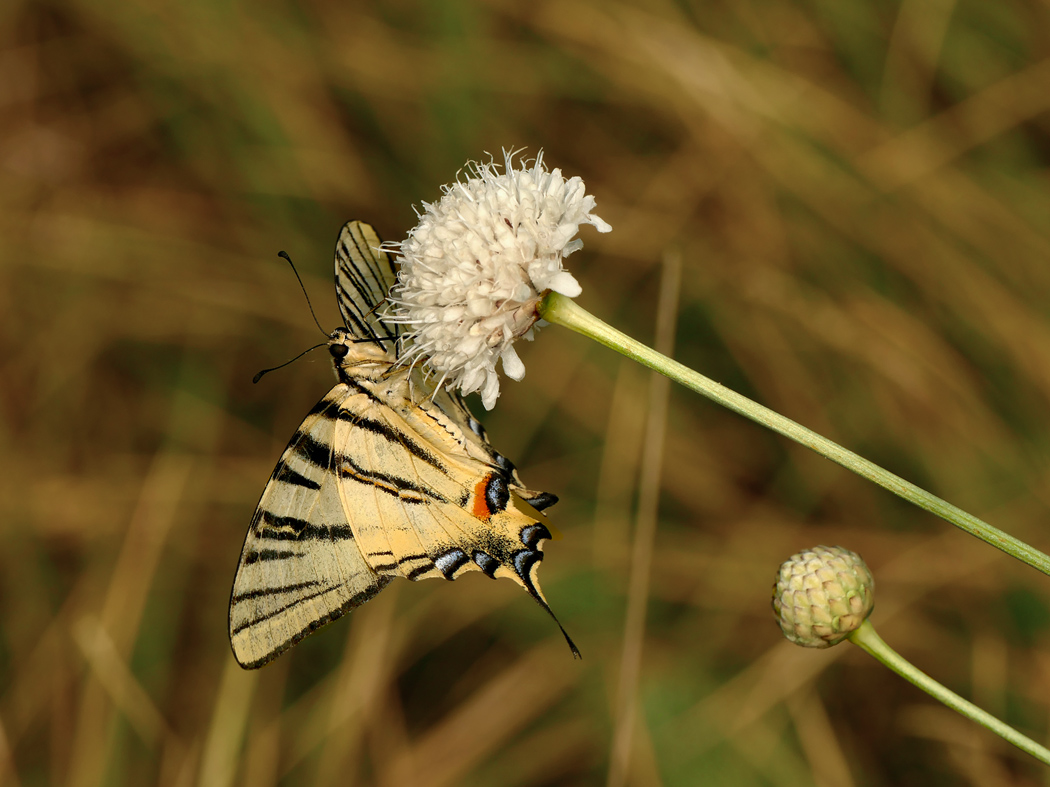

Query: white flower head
<box><xmin>384</xmin><ymin>149</ymin><xmax>612</xmax><ymax>409</ymax></box>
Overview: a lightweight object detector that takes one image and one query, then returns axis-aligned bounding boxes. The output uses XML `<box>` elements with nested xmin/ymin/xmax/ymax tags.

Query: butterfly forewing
<box><xmin>229</xmin><ymin>386</ymin><xmax>391</xmax><ymax>668</ymax></box>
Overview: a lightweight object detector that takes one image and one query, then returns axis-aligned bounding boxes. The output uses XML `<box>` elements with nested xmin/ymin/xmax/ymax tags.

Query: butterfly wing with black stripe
<box><xmin>334</xmin><ymin>220</ymin><xmax>400</xmax><ymax>349</ymax></box>
<box><xmin>331</xmin><ymin>383</ymin><xmax>578</xmax><ymax>656</ymax></box>
<box><xmin>430</xmin><ymin>387</ymin><xmax>560</xmax><ymax>514</ymax></box>
<box><xmin>229</xmin><ymin>386</ymin><xmax>391</xmax><ymax>668</ymax></box>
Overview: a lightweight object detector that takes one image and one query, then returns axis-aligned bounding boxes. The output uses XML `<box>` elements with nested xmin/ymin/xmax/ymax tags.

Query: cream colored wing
<box><xmin>334</xmin><ymin>220</ymin><xmax>400</xmax><ymax>350</ymax></box>
<box><xmin>333</xmin><ymin>388</ymin><xmax>579</xmax><ymax>656</ymax></box>
<box><xmin>429</xmin><ymin>387</ymin><xmax>560</xmax><ymax>513</ymax></box>
<box><xmin>229</xmin><ymin>385</ymin><xmax>391</xmax><ymax>669</ymax></box>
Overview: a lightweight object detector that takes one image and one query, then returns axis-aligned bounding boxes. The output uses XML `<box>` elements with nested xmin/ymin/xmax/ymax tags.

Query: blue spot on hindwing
<box><xmin>485</xmin><ymin>474</ymin><xmax>510</xmax><ymax>514</ymax></box>
<box><xmin>473</xmin><ymin>551</ymin><xmax>499</xmax><ymax>578</ymax></box>
<box><xmin>520</xmin><ymin>524</ymin><xmax>551</xmax><ymax>549</ymax></box>
<box><xmin>435</xmin><ymin>548</ymin><xmax>469</xmax><ymax>580</ymax></box>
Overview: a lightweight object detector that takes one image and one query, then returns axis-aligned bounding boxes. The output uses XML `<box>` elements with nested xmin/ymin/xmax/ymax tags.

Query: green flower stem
<box><xmin>539</xmin><ymin>292</ymin><xmax>1050</xmax><ymax>577</ymax></box>
<box><xmin>848</xmin><ymin>620</ymin><xmax>1050</xmax><ymax>764</ymax></box>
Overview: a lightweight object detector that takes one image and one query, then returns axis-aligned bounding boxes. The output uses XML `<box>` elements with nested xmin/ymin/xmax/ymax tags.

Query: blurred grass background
<box><xmin>3</xmin><ymin>0</ymin><xmax>1050</xmax><ymax>784</ymax></box>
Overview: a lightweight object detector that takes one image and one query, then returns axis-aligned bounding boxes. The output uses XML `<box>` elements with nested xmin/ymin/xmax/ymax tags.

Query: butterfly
<box><xmin>229</xmin><ymin>221</ymin><xmax>578</xmax><ymax>668</ymax></box>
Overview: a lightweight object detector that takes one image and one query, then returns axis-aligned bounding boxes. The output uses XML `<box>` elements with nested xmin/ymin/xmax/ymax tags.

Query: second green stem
<box><xmin>849</xmin><ymin>620</ymin><xmax>1050</xmax><ymax>764</ymax></box>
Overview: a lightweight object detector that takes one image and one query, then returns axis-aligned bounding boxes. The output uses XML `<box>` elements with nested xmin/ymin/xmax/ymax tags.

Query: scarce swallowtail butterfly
<box><xmin>229</xmin><ymin>221</ymin><xmax>578</xmax><ymax>668</ymax></box>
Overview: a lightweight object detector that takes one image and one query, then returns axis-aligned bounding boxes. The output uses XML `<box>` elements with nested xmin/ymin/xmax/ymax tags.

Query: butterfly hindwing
<box><xmin>430</xmin><ymin>387</ymin><xmax>560</xmax><ymax>513</ymax></box>
<box><xmin>334</xmin><ymin>388</ymin><xmax>578</xmax><ymax>655</ymax></box>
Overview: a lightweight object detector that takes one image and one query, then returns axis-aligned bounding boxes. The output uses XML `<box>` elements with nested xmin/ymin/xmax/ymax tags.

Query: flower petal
<box><xmin>501</xmin><ymin>345</ymin><xmax>526</xmax><ymax>381</ymax></box>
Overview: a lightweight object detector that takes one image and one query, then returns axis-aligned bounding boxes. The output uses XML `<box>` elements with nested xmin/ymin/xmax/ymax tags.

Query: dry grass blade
<box><xmin>72</xmin><ymin>616</ymin><xmax>172</xmax><ymax>750</ymax></box>
<box><xmin>383</xmin><ymin>640</ymin><xmax>583</xmax><ymax>787</ymax></box>
<box><xmin>608</xmin><ymin>248</ymin><xmax>681</xmax><ymax>787</ymax></box>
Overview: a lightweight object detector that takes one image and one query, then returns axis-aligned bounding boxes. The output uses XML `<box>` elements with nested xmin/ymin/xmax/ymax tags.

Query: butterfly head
<box><xmin>327</xmin><ymin>326</ymin><xmax>396</xmax><ymax>371</ymax></box>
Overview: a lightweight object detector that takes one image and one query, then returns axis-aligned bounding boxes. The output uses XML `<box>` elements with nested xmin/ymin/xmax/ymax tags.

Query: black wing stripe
<box><xmin>337</xmin><ymin>250</ymin><xmax>387</xmax><ymax>322</ymax></box>
<box><xmin>273</xmin><ymin>465</ymin><xmax>321</xmax><ymax>491</ymax></box>
<box><xmin>306</xmin><ymin>395</ymin><xmax>342</xmax><ymax>419</ymax></box>
<box><xmin>231</xmin><ymin>585</ymin><xmax>339</xmax><ymax>636</ymax></box>
<box><xmin>337</xmin><ymin>237</ymin><xmax>384</xmax><ymax>315</ymax></box>
<box><xmin>407</xmin><ymin>563</ymin><xmax>436</xmax><ymax>580</ymax></box>
<box><xmin>231</xmin><ymin>580</ymin><xmax>321</xmax><ymax>603</ymax></box>
<box><xmin>337</xmin><ymin>455</ymin><xmax>443</xmax><ymax>503</ymax></box>
<box><xmin>336</xmin><ymin>237</ymin><xmax>385</xmax><ymax>341</ymax></box>
<box><xmin>255</xmin><ymin>511</ymin><xmax>356</xmax><ymax>541</ymax></box>
<box><xmin>243</xmin><ymin>549</ymin><xmax>303</xmax><ymax>565</ymax></box>
<box><xmin>336</xmin><ymin>280</ymin><xmax>378</xmax><ymax>341</ymax></box>
<box><xmin>341</xmin><ymin>413</ymin><xmax>447</xmax><ymax>472</ymax></box>
<box><xmin>335</xmin><ymin>222</ymin><xmax>400</xmax><ymax>346</ymax></box>
<box><xmin>291</xmin><ymin>432</ymin><xmax>335</xmax><ymax>471</ymax></box>
<box><xmin>255</xmin><ymin>510</ymin><xmax>310</xmax><ymax>536</ymax></box>
<box><xmin>373</xmin><ymin>553</ymin><xmax>434</xmax><ymax>573</ymax></box>
<box><xmin>344</xmin><ymin>226</ymin><xmax>397</xmax><ymax>336</ymax></box>
<box><xmin>302</xmin><ymin>524</ymin><xmax>356</xmax><ymax>540</ymax></box>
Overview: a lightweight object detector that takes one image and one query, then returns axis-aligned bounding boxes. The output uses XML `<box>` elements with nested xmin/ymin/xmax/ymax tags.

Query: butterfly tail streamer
<box><xmin>529</xmin><ymin>590</ymin><xmax>582</xmax><ymax>659</ymax></box>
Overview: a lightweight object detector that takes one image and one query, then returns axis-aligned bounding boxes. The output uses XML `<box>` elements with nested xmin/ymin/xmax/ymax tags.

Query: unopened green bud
<box><xmin>772</xmin><ymin>545</ymin><xmax>875</xmax><ymax>648</ymax></box>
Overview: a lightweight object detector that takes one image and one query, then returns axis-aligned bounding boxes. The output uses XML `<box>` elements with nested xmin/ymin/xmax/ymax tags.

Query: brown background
<box><xmin>3</xmin><ymin>0</ymin><xmax>1050</xmax><ymax>784</ymax></box>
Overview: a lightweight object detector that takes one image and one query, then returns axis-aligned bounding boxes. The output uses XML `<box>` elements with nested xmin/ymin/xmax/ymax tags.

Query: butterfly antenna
<box><xmin>277</xmin><ymin>250</ymin><xmax>327</xmax><ymax>337</ymax></box>
<box><xmin>252</xmin><ymin>342</ymin><xmax>326</xmax><ymax>383</ymax></box>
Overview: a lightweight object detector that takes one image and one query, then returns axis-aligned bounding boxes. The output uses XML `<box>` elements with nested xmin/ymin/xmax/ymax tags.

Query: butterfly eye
<box><xmin>329</xmin><ymin>343</ymin><xmax>349</xmax><ymax>359</ymax></box>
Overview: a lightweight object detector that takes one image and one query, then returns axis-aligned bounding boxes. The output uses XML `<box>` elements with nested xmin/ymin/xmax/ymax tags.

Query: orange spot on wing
<box><xmin>472</xmin><ymin>476</ymin><xmax>492</xmax><ymax>520</ymax></box>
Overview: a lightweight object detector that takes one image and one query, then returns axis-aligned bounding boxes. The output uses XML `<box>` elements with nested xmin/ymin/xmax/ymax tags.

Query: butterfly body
<box><xmin>229</xmin><ymin>222</ymin><xmax>575</xmax><ymax>669</ymax></box>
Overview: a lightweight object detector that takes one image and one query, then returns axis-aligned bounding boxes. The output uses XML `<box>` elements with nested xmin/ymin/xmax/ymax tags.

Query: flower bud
<box><xmin>772</xmin><ymin>545</ymin><xmax>875</xmax><ymax>648</ymax></box>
